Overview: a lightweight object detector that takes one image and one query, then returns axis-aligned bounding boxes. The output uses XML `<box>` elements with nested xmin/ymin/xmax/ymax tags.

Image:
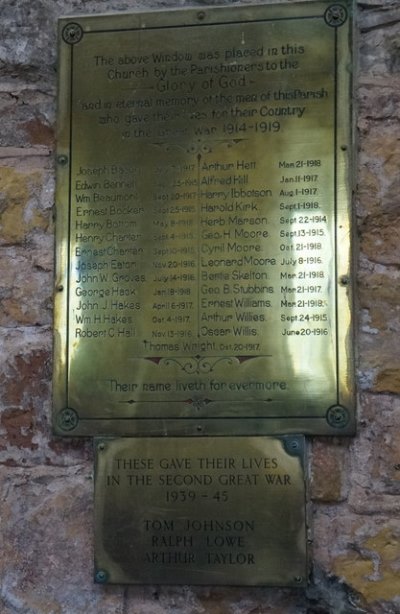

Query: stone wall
<box><xmin>0</xmin><ymin>0</ymin><xmax>399</xmax><ymax>612</ymax></box>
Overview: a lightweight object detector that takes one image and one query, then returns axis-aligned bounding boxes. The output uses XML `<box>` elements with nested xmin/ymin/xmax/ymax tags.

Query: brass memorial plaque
<box><xmin>94</xmin><ymin>436</ymin><xmax>307</xmax><ymax>585</ymax></box>
<box><xmin>54</xmin><ymin>1</ymin><xmax>354</xmax><ymax>436</ymax></box>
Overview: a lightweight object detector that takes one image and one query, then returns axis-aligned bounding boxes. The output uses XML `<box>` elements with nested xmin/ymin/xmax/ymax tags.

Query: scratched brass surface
<box><xmin>54</xmin><ymin>1</ymin><xmax>354</xmax><ymax>436</ymax></box>
<box><xmin>94</xmin><ymin>436</ymin><xmax>307</xmax><ymax>585</ymax></box>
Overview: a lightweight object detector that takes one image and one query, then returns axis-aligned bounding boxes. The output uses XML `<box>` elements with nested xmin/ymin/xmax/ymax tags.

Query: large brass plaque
<box><xmin>94</xmin><ymin>436</ymin><xmax>307</xmax><ymax>585</ymax></box>
<box><xmin>54</xmin><ymin>1</ymin><xmax>354</xmax><ymax>436</ymax></box>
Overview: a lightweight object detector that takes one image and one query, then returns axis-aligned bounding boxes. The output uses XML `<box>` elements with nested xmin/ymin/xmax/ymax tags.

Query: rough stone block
<box><xmin>0</xmin><ymin>89</ymin><xmax>55</xmax><ymax>148</ymax></box>
<box><xmin>357</xmin><ymin>263</ymin><xmax>400</xmax><ymax>392</ymax></box>
<box><xmin>357</xmin><ymin>124</ymin><xmax>400</xmax><ymax>231</ymax></box>
<box><xmin>359</xmin><ymin>338</ymin><xmax>400</xmax><ymax>394</ymax></box>
<box><xmin>0</xmin><ymin>464</ymin><xmax>125</xmax><ymax>614</ymax></box>
<box><xmin>310</xmin><ymin>439</ymin><xmax>349</xmax><ymax>502</ymax></box>
<box><xmin>358</xmin><ymin>266</ymin><xmax>400</xmax><ymax>334</ymax></box>
<box><xmin>333</xmin><ymin>520</ymin><xmax>400</xmax><ymax>609</ymax></box>
<box><xmin>348</xmin><ymin>393</ymin><xmax>400</xmax><ymax>513</ymax></box>
<box><xmin>0</xmin><ymin>328</ymin><xmax>91</xmax><ymax>466</ymax></box>
<box><xmin>0</xmin><ymin>164</ymin><xmax>54</xmax><ymax>246</ymax></box>
<box><xmin>314</xmin><ymin>507</ymin><xmax>400</xmax><ymax>611</ymax></box>
<box><xmin>0</xmin><ymin>247</ymin><xmax>53</xmax><ymax>326</ymax></box>
<box><xmin>359</xmin><ymin>7</ymin><xmax>400</xmax><ymax>76</ymax></box>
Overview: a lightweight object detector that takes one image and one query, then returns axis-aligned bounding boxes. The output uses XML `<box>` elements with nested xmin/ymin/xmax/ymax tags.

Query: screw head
<box><xmin>57</xmin><ymin>154</ymin><xmax>68</xmax><ymax>166</ymax></box>
<box><xmin>324</xmin><ymin>5</ymin><xmax>347</xmax><ymax>27</ymax></box>
<box><xmin>95</xmin><ymin>569</ymin><xmax>108</xmax><ymax>583</ymax></box>
<box><xmin>57</xmin><ymin>408</ymin><xmax>79</xmax><ymax>432</ymax></box>
<box><xmin>62</xmin><ymin>22</ymin><xmax>83</xmax><ymax>44</ymax></box>
<box><xmin>283</xmin><ymin>437</ymin><xmax>302</xmax><ymax>456</ymax></box>
<box><xmin>326</xmin><ymin>405</ymin><xmax>349</xmax><ymax>428</ymax></box>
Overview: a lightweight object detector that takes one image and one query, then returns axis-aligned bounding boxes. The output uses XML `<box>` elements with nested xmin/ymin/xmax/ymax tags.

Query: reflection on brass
<box><xmin>94</xmin><ymin>436</ymin><xmax>308</xmax><ymax>585</ymax></box>
<box><xmin>54</xmin><ymin>1</ymin><xmax>354</xmax><ymax>436</ymax></box>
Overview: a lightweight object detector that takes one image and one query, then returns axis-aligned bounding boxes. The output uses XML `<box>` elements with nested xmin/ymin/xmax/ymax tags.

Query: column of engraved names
<box><xmin>199</xmin><ymin>157</ymin><xmax>276</xmax><ymax>354</ymax></box>
<box><xmin>278</xmin><ymin>155</ymin><xmax>331</xmax><ymax>337</ymax></box>
<box><xmin>72</xmin><ymin>163</ymin><xmax>145</xmax><ymax>340</ymax></box>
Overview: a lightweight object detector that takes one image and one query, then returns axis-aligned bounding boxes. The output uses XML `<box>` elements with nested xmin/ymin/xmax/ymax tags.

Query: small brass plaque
<box><xmin>94</xmin><ymin>436</ymin><xmax>307</xmax><ymax>585</ymax></box>
<box><xmin>54</xmin><ymin>1</ymin><xmax>354</xmax><ymax>436</ymax></box>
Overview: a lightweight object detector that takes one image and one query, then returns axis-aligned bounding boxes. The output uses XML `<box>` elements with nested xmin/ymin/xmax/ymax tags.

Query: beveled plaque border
<box><xmin>94</xmin><ymin>435</ymin><xmax>310</xmax><ymax>586</ymax></box>
<box><xmin>54</xmin><ymin>1</ymin><xmax>355</xmax><ymax>437</ymax></box>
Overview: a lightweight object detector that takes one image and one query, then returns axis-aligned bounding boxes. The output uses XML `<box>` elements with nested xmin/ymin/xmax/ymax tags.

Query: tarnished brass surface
<box><xmin>54</xmin><ymin>1</ymin><xmax>354</xmax><ymax>436</ymax></box>
<box><xmin>94</xmin><ymin>436</ymin><xmax>307</xmax><ymax>585</ymax></box>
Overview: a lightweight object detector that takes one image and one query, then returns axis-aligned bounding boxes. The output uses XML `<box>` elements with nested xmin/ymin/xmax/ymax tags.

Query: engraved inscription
<box><xmin>70</xmin><ymin>32</ymin><xmax>332</xmax><ymax>356</ymax></box>
<box><xmin>94</xmin><ymin>437</ymin><xmax>307</xmax><ymax>585</ymax></box>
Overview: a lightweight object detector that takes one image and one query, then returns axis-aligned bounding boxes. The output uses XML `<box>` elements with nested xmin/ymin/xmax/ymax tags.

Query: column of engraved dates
<box><xmin>278</xmin><ymin>155</ymin><xmax>331</xmax><ymax>338</ymax></box>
